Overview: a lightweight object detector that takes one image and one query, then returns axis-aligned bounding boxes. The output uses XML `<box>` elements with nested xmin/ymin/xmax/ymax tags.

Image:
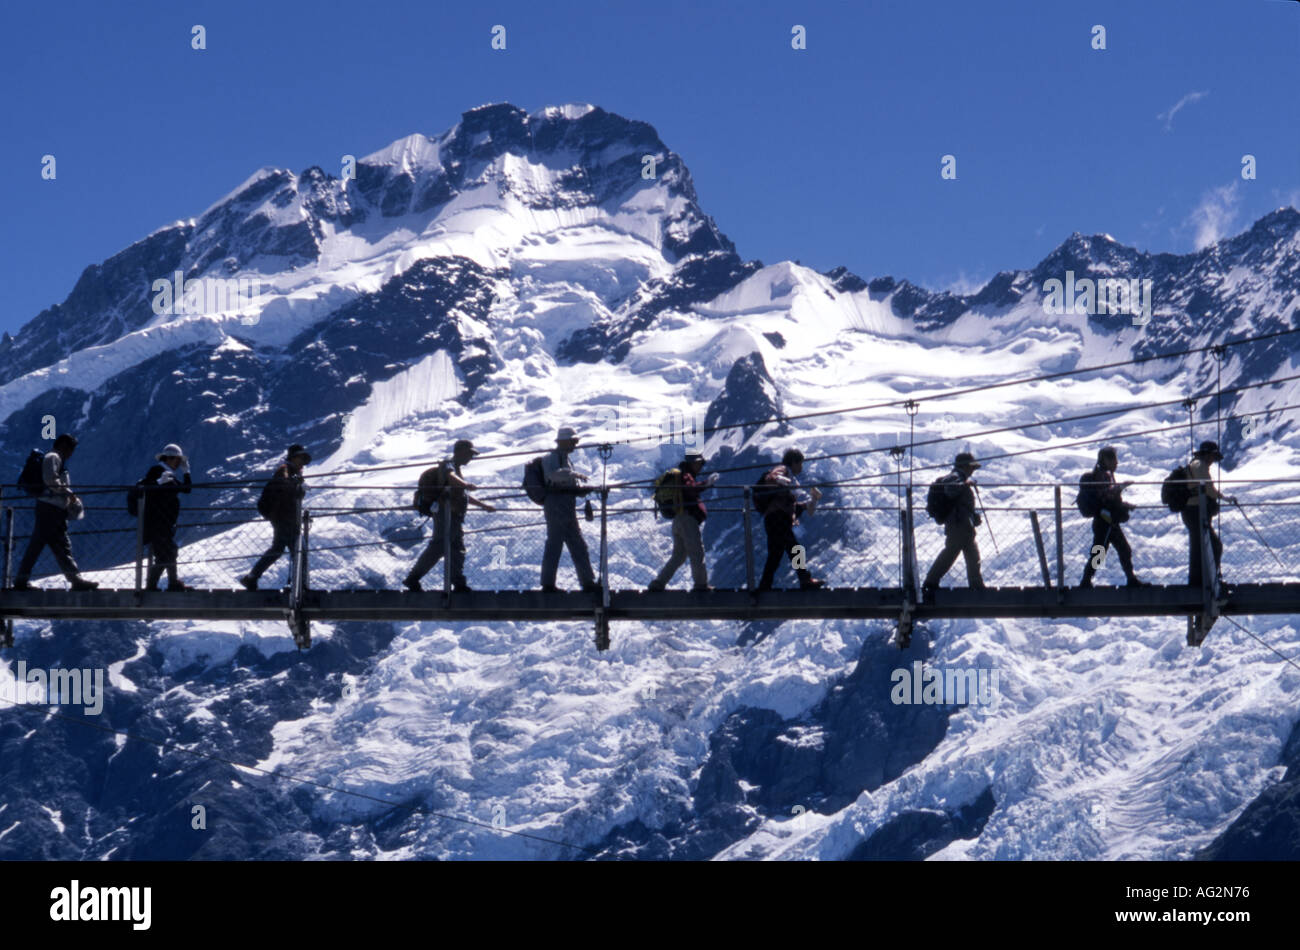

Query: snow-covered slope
<box><xmin>1</xmin><ymin>103</ymin><xmax>1298</xmax><ymax>861</ymax></box>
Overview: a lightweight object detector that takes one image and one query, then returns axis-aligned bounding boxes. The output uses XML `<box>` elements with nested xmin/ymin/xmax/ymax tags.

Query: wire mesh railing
<box><xmin>1</xmin><ymin>476</ymin><xmax>1298</xmax><ymax>594</ymax></box>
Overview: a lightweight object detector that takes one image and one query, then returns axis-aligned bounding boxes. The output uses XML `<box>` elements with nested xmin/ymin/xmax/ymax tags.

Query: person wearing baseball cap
<box><xmin>921</xmin><ymin>451</ymin><xmax>987</xmax><ymax>597</ymax></box>
<box><xmin>539</xmin><ymin>425</ymin><xmax>598</xmax><ymax>593</ymax></box>
<box><xmin>1183</xmin><ymin>441</ymin><xmax>1235</xmax><ymax>587</ymax></box>
<box><xmin>140</xmin><ymin>443</ymin><xmax>194</xmax><ymax>591</ymax></box>
<box><xmin>241</xmin><ymin>443</ymin><xmax>312</xmax><ymax>590</ymax></box>
<box><xmin>404</xmin><ymin>439</ymin><xmax>496</xmax><ymax>592</ymax></box>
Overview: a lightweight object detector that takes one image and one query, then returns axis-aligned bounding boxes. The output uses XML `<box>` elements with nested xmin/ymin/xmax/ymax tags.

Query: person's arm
<box><xmin>43</xmin><ymin>453</ymin><xmax>73</xmax><ymax>499</ymax></box>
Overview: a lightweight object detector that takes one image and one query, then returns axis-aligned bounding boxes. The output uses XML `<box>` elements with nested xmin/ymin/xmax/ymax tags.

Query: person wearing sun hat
<box><xmin>241</xmin><ymin>443</ymin><xmax>312</xmax><ymax>590</ymax></box>
<box><xmin>140</xmin><ymin>442</ymin><xmax>194</xmax><ymax>591</ymax></box>
<box><xmin>1183</xmin><ymin>440</ymin><xmax>1235</xmax><ymax>587</ymax></box>
<box><xmin>539</xmin><ymin>425</ymin><xmax>599</xmax><ymax>593</ymax></box>
<box><xmin>922</xmin><ymin>451</ymin><xmax>987</xmax><ymax>597</ymax></box>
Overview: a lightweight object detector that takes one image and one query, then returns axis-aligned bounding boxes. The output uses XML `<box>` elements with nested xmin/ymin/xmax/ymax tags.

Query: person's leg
<box><xmin>563</xmin><ymin>515</ymin><xmax>596</xmax><ymax>587</ymax></box>
<box><xmin>682</xmin><ymin>514</ymin><xmax>708</xmax><ymax>588</ymax></box>
<box><xmin>1080</xmin><ymin>518</ymin><xmax>1108</xmax><ymax>585</ymax></box>
<box><xmin>407</xmin><ymin>516</ymin><xmax>446</xmax><ymax>583</ymax></box>
<box><xmin>923</xmin><ymin>524</ymin><xmax>963</xmax><ymax>588</ymax></box>
<box><xmin>14</xmin><ymin>507</ymin><xmax>52</xmax><ymax>583</ymax></box>
<box><xmin>146</xmin><ymin>530</ymin><xmax>165</xmax><ymax>590</ymax></box>
<box><xmin>43</xmin><ymin>506</ymin><xmax>82</xmax><ymax>581</ymax></box>
<box><xmin>249</xmin><ymin>521</ymin><xmax>294</xmax><ymax>582</ymax></box>
<box><xmin>961</xmin><ymin>528</ymin><xmax>983</xmax><ymax>588</ymax></box>
<box><xmin>759</xmin><ymin>513</ymin><xmax>786</xmax><ymax>588</ymax></box>
<box><xmin>1111</xmin><ymin>525</ymin><xmax>1135</xmax><ymax>578</ymax></box>
<box><xmin>541</xmin><ymin>499</ymin><xmax>565</xmax><ymax>588</ymax></box>
<box><xmin>650</xmin><ymin>516</ymin><xmax>687</xmax><ymax>590</ymax></box>
<box><xmin>1210</xmin><ymin>523</ymin><xmax>1223</xmax><ymax>576</ymax></box>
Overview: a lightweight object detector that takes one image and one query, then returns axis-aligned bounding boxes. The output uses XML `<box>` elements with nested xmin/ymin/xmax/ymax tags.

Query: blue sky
<box><xmin>2</xmin><ymin>0</ymin><xmax>1297</xmax><ymax>334</ymax></box>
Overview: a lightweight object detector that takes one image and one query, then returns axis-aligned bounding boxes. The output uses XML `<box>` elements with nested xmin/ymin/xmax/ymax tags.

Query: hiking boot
<box><xmin>453</xmin><ymin>581</ymin><xmax>473</xmax><ymax>593</ymax></box>
<box><xmin>755</xmin><ymin>582</ymin><xmax>773</xmax><ymax>592</ymax></box>
<box><xmin>239</xmin><ymin>575</ymin><xmax>259</xmax><ymax>591</ymax></box>
<box><xmin>582</xmin><ymin>582</ymin><xmax>602</xmax><ymax>594</ymax></box>
<box><xmin>70</xmin><ymin>577</ymin><xmax>98</xmax><ymax>591</ymax></box>
<box><xmin>691</xmin><ymin>585</ymin><xmax>715</xmax><ymax>592</ymax></box>
<box><xmin>540</xmin><ymin>584</ymin><xmax>561</xmax><ymax>593</ymax></box>
<box><xmin>921</xmin><ymin>585</ymin><xmax>936</xmax><ymax>604</ymax></box>
<box><xmin>1078</xmin><ymin>576</ymin><xmax>1093</xmax><ymax>589</ymax></box>
<box><xmin>169</xmin><ymin>582</ymin><xmax>193</xmax><ymax>591</ymax></box>
<box><xmin>1126</xmin><ymin>575</ymin><xmax>1149</xmax><ymax>588</ymax></box>
<box><xmin>9</xmin><ymin>580</ymin><xmax>30</xmax><ymax>591</ymax></box>
<box><xmin>402</xmin><ymin>577</ymin><xmax>421</xmax><ymax>592</ymax></box>
<box><xmin>799</xmin><ymin>578</ymin><xmax>825</xmax><ymax>590</ymax></box>
<box><xmin>646</xmin><ymin>582</ymin><xmax>666</xmax><ymax>592</ymax></box>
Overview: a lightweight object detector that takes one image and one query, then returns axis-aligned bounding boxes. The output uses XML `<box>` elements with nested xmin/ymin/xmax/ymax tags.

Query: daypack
<box><xmin>256</xmin><ymin>478</ymin><xmax>278</xmax><ymax>520</ymax></box>
<box><xmin>413</xmin><ymin>464</ymin><xmax>449</xmax><ymax>516</ymax></box>
<box><xmin>522</xmin><ymin>457</ymin><xmax>547</xmax><ymax>505</ymax></box>
<box><xmin>1075</xmin><ymin>471</ymin><xmax>1103</xmax><ymax>518</ymax></box>
<box><xmin>752</xmin><ymin>468</ymin><xmax>780</xmax><ymax>514</ymax></box>
<box><xmin>653</xmin><ymin>468</ymin><xmax>683</xmax><ymax>519</ymax></box>
<box><xmin>17</xmin><ymin>449</ymin><xmax>45</xmax><ymax>497</ymax></box>
<box><xmin>925</xmin><ymin>474</ymin><xmax>958</xmax><ymax>524</ymax></box>
<box><xmin>126</xmin><ymin>467</ymin><xmax>161</xmax><ymax>517</ymax></box>
<box><xmin>1161</xmin><ymin>466</ymin><xmax>1191</xmax><ymax>513</ymax></box>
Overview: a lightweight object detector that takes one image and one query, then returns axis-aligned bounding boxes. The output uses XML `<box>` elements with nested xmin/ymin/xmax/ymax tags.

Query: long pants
<box><xmin>541</xmin><ymin>496</ymin><xmax>595</xmax><ymax>588</ymax></box>
<box><xmin>248</xmin><ymin>519</ymin><xmax>300</xmax><ymax>582</ymax></box>
<box><xmin>15</xmin><ymin>503</ymin><xmax>81</xmax><ymax>583</ymax></box>
<box><xmin>1182</xmin><ymin>507</ymin><xmax>1223</xmax><ymax>587</ymax></box>
<box><xmin>407</xmin><ymin>512</ymin><xmax>466</xmax><ymax>585</ymax></box>
<box><xmin>1080</xmin><ymin>517</ymin><xmax>1134</xmax><ymax>583</ymax></box>
<box><xmin>146</xmin><ymin>523</ymin><xmax>180</xmax><ymax>588</ymax></box>
<box><xmin>650</xmin><ymin>512</ymin><xmax>707</xmax><ymax>589</ymax></box>
<box><xmin>759</xmin><ymin>511</ymin><xmax>811</xmax><ymax>588</ymax></box>
<box><xmin>923</xmin><ymin>518</ymin><xmax>983</xmax><ymax>588</ymax></box>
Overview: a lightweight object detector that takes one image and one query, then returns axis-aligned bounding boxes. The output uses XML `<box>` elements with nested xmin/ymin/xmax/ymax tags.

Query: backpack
<box><xmin>1075</xmin><ymin>471</ymin><xmax>1103</xmax><ymax>518</ymax></box>
<box><xmin>653</xmin><ymin>468</ymin><xmax>683</xmax><ymax>519</ymax></box>
<box><xmin>17</xmin><ymin>449</ymin><xmax>45</xmax><ymax>497</ymax></box>
<box><xmin>414</xmin><ymin>464</ymin><xmax>449</xmax><ymax>516</ymax></box>
<box><xmin>126</xmin><ymin>467</ymin><xmax>162</xmax><ymax>518</ymax></box>
<box><xmin>1161</xmin><ymin>465</ymin><xmax>1190</xmax><ymax>513</ymax></box>
<box><xmin>256</xmin><ymin>479</ymin><xmax>277</xmax><ymax>520</ymax></box>
<box><xmin>522</xmin><ymin>457</ymin><xmax>547</xmax><ymax>505</ymax></box>
<box><xmin>752</xmin><ymin>468</ymin><xmax>780</xmax><ymax>514</ymax></box>
<box><xmin>925</xmin><ymin>474</ymin><xmax>958</xmax><ymax>523</ymax></box>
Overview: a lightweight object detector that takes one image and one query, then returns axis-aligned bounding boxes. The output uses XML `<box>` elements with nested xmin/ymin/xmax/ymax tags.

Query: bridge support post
<box><xmin>742</xmin><ymin>488</ymin><xmax>755</xmax><ymax>590</ymax></box>
<box><xmin>897</xmin><ymin>487</ymin><xmax>920</xmax><ymax>648</ymax></box>
<box><xmin>1189</xmin><ymin>487</ymin><xmax>1221</xmax><ymax>646</ymax></box>
<box><xmin>1054</xmin><ymin>486</ymin><xmax>1065</xmax><ymax>603</ymax></box>
<box><xmin>288</xmin><ymin>505</ymin><xmax>311</xmax><ymax>650</ymax></box>
<box><xmin>134</xmin><ymin>492</ymin><xmax>147</xmax><ymax>594</ymax></box>
<box><xmin>1030</xmin><ymin>511</ymin><xmax>1052</xmax><ymax>588</ymax></box>
<box><xmin>441</xmin><ymin>494</ymin><xmax>451</xmax><ymax>606</ymax></box>
<box><xmin>2</xmin><ymin>504</ymin><xmax>12</xmax><ymax>648</ymax></box>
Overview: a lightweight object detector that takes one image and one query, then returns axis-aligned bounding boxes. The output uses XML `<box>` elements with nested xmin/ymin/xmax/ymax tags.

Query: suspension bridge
<box><xmin>1</xmin><ymin>329</ymin><xmax>1298</xmax><ymax>653</ymax></box>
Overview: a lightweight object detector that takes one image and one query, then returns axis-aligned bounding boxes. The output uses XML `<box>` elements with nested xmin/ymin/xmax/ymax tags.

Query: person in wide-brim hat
<box><xmin>286</xmin><ymin>443</ymin><xmax>312</xmax><ymax>464</ymax></box>
<box><xmin>1193</xmin><ymin>440</ymin><xmax>1224</xmax><ymax>462</ymax></box>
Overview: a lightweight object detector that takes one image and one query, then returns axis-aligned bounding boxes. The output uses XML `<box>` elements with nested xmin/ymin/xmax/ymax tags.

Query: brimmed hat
<box><xmin>156</xmin><ymin>443</ymin><xmax>185</xmax><ymax>461</ymax></box>
<box><xmin>1194</xmin><ymin>440</ymin><xmax>1224</xmax><ymax>461</ymax></box>
<box><xmin>556</xmin><ymin>426</ymin><xmax>579</xmax><ymax>442</ymax></box>
<box><xmin>453</xmin><ymin>439</ymin><xmax>480</xmax><ymax>456</ymax></box>
<box><xmin>954</xmin><ymin>452</ymin><xmax>981</xmax><ymax>469</ymax></box>
<box><xmin>287</xmin><ymin>443</ymin><xmax>312</xmax><ymax>463</ymax></box>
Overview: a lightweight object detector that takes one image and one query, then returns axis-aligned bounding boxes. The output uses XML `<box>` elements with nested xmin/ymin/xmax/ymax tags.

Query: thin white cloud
<box><xmin>1185</xmin><ymin>182</ymin><xmax>1240</xmax><ymax>250</ymax></box>
<box><xmin>1157</xmin><ymin>90</ymin><xmax>1208</xmax><ymax>132</ymax></box>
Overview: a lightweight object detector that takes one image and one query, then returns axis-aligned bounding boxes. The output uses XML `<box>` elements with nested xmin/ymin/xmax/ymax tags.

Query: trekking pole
<box><xmin>1230</xmin><ymin>499</ymin><xmax>1286</xmax><ymax>571</ymax></box>
<box><xmin>974</xmin><ymin>485</ymin><xmax>999</xmax><ymax>555</ymax></box>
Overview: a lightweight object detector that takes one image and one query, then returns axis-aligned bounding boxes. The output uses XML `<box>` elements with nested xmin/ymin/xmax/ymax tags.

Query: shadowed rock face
<box><xmin>1198</xmin><ymin>718</ymin><xmax>1300</xmax><ymax>860</ymax></box>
